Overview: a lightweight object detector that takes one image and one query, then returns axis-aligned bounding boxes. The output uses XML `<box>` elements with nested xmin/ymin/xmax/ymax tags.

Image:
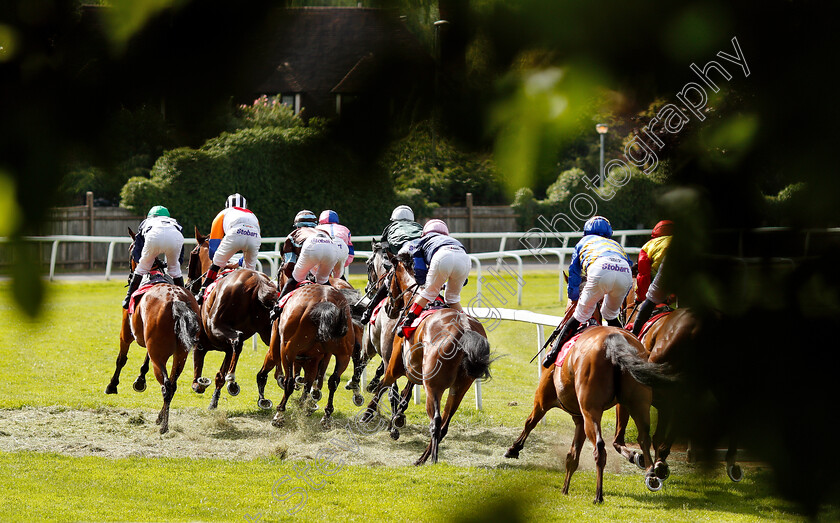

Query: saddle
<box><xmin>625</xmin><ymin>304</ymin><xmax>674</xmax><ymax>338</ymax></box>
<box><xmin>199</xmin><ymin>268</ymin><xmax>238</xmax><ymax>303</ymax></box>
<box><xmin>400</xmin><ymin>297</ymin><xmax>450</xmax><ymax>339</ymax></box>
<box><xmin>128</xmin><ymin>270</ymin><xmax>173</xmax><ymax>314</ymax></box>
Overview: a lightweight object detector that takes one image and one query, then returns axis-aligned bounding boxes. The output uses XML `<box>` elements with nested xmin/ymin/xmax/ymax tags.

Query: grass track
<box><xmin>0</xmin><ymin>273</ymin><xmax>835</xmax><ymax>521</ymax></box>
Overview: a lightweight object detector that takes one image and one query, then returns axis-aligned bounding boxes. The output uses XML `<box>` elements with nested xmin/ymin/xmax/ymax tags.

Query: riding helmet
<box><xmin>583</xmin><ymin>216</ymin><xmax>613</xmax><ymax>238</ymax></box>
<box><xmin>390</xmin><ymin>205</ymin><xmax>414</xmax><ymax>221</ymax></box>
<box><xmin>652</xmin><ymin>220</ymin><xmax>674</xmax><ymax>238</ymax></box>
<box><xmin>422</xmin><ymin>219</ymin><xmax>449</xmax><ymax>236</ymax></box>
<box><xmin>147</xmin><ymin>205</ymin><xmax>170</xmax><ymax>218</ymax></box>
<box><xmin>226</xmin><ymin>193</ymin><xmax>247</xmax><ymax>209</ymax></box>
<box><xmin>294</xmin><ymin>210</ymin><xmax>317</xmax><ymax>228</ymax></box>
<box><xmin>319</xmin><ymin>210</ymin><xmax>340</xmax><ymax>225</ymax></box>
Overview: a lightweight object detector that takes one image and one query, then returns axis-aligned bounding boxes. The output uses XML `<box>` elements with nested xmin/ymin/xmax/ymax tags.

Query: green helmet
<box><xmin>147</xmin><ymin>205</ymin><xmax>170</xmax><ymax>218</ymax></box>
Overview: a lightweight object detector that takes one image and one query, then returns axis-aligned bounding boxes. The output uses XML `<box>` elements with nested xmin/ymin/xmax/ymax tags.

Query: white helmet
<box><xmin>226</xmin><ymin>193</ymin><xmax>247</xmax><ymax>209</ymax></box>
<box><xmin>390</xmin><ymin>205</ymin><xmax>414</xmax><ymax>221</ymax></box>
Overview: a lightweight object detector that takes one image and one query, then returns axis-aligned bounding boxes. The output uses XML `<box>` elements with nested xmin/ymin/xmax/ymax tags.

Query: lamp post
<box><xmin>596</xmin><ymin>123</ymin><xmax>608</xmax><ymax>186</ymax></box>
<box><xmin>431</xmin><ymin>20</ymin><xmax>449</xmax><ymax>166</ymax></box>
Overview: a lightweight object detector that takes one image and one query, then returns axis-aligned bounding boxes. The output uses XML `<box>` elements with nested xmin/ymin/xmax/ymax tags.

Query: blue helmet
<box><xmin>319</xmin><ymin>210</ymin><xmax>340</xmax><ymax>225</ymax></box>
<box><xmin>583</xmin><ymin>216</ymin><xmax>613</xmax><ymax>238</ymax></box>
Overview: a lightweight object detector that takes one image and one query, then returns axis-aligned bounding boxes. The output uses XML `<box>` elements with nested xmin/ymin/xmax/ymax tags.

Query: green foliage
<box><xmin>121</xmin><ymin>125</ymin><xmax>395</xmax><ymax>235</ymax></box>
<box><xmin>381</xmin><ymin>121</ymin><xmax>504</xmax><ymax>209</ymax></box>
<box><xmin>229</xmin><ymin>95</ymin><xmax>303</xmax><ymax>130</ymax></box>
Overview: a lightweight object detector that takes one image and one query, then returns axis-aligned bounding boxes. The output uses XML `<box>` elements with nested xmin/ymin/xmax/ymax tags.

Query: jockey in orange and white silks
<box><xmin>275</xmin><ymin>210</ymin><xmax>347</xmax><ymax>308</ymax></box>
<box><xmin>196</xmin><ymin>193</ymin><xmax>261</xmax><ymax>303</ymax></box>
<box><xmin>316</xmin><ymin>209</ymin><xmax>353</xmax><ymax>278</ymax></box>
<box><xmin>397</xmin><ymin>219</ymin><xmax>471</xmax><ymax>336</ymax></box>
<box><xmin>543</xmin><ymin>216</ymin><xmax>634</xmax><ymax>367</ymax></box>
<box><xmin>123</xmin><ymin>205</ymin><xmax>185</xmax><ymax>309</ymax></box>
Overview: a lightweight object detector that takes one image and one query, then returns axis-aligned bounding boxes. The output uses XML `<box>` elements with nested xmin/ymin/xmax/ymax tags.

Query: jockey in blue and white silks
<box><xmin>543</xmin><ymin>216</ymin><xmax>634</xmax><ymax>367</ymax></box>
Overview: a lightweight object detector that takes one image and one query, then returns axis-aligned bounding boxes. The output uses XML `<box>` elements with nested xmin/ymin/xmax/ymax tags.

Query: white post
<box><xmin>413</xmin><ymin>384</ymin><xmax>421</xmax><ymax>404</ymax></box>
<box><xmin>105</xmin><ymin>241</ymin><xmax>116</xmax><ymax>281</ymax></box>
<box><xmin>474</xmin><ymin>379</ymin><xmax>483</xmax><ymax>410</ymax></box>
<box><xmin>49</xmin><ymin>240</ymin><xmax>60</xmax><ymax>281</ymax></box>
<box><xmin>537</xmin><ymin>324</ymin><xmax>546</xmax><ymax>425</ymax></box>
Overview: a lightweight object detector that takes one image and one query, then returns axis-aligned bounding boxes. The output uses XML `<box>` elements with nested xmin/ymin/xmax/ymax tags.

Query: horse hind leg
<box><xmin>366</xmin><ymin>361</ymin><xmax>385</xmax><ymax>393</ymax></box>
<box><xmin>105</xmin><ymin>324</ymin><xmax>134</xmax><ymax>394</ymax></box>
<box><xmin>581</xmin><ymin>409</ymin><xmax>608</xmax><ymax>504</ymax></box>
<box><xmin>256</xmin><ymin>349</ymin><xmax>277</xmax><ymax>410</ymax></box>
<box><xmin>132</xmin><ymin>354</ymin><xmax>150</xmax><ymax>392</ymax></box>
<box><xmin>613</xmin><ymin>404</ymin><xmax>642</xmax><ymax>467</ymax></box>
<box><xmin>416</xmin><ymin>391</ymin><xmax>443</xmax><ymax>466</ymax></box>
<box><xmin>322</xmin><ymin>354</ymin><xmax>350</xmax><ymax>429</ymax></box>
<box><xmin>224</xmin><ymin>333</ymin><xmax>245</xmax><ymax>397</ymax></box>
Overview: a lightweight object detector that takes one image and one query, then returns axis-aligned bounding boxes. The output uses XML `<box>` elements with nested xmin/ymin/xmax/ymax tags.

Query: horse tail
<box><xmin>459</xmin><ymin>330</ymin><xmax>493</xmax><ymax>381</ymax></box>
<box><xmin>340</xmin><ymin>288</ymin><xmax>365</xmax><ymax>321</ymax></box>
<box><xmin>256</xmin><ymin>277</ymin><xmax>279</xmax><ymax>310</ymax></box>
<box><xmin>604</xmin><ymin>332</ymin><xmax>675</xmax><ymax>387</ymax></box>
<box><xmin>172</xmin><ymin>301</ymin><xmax>200</xmax><ymax>353</ymax></box>
<box><xmin>309</xmin><ymin>302</ymin><xmax>348</xmax><ymax>343</ymax></box>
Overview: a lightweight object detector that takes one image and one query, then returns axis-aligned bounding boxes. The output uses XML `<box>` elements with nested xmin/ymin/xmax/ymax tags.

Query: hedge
<box><xmin>120</xmin><ymin>125</ymin><xmax>397</xmax><ymax>237</ymax></box>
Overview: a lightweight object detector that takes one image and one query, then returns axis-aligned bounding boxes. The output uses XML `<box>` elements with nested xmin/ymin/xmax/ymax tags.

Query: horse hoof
<box><xmin>197</xmin><ymin>376</ymin><xmax>211</xmax><ymax>387</ymax></box>
<box><xmin>276</xmin><ymin>377</ymin><xmax>284</xmax><ymax>388</ymax></box>
<box><xmin>352</xmin><ymin>392</ymin><xmax>364</xmax><ymax>407</ymax></box>
<box><xmin>104</xmin><ymin>384</ymin><xmax>118</xmax><ymax>395</ymax></box>
<box><xmin>504</xmin><ymin>448</ymin><xmax>520</xmax><ymax>459</ymax></box>
<box><xmin>654</xmin><ymin>461</ymin><xmax>670</xmax><ymax>480</ymax></box>
<box><xmin>271</xmin><ymin>414</ymin><xmax>284</xmax><ymax>427</ymax></box>
<box><xmin>345</xmin><ymin>380</ymin><xmax>357</xmax><ymax>391</ymax></box>
<box><xmin>227</xmin><ymin>382</ymin><xmax>240</xmax><ymax>397</ymax></box>
<box><xmin>311</xmin><ymin>389</ymin><xmax>322</xmax><ymax>402</ymax></box>
<box><xmin>132</xmin><ymin>378</ymin><xmax>146</xmax><ymax>393</ymax></box>
<box><xmin>257</xmin><ymin>398</ymin><xmax>273</xmax><ymax>410</ymax></box>
<box><xmin>320</xmin><ymin>416</ymin><xmax>332</xmax><ymax>429</ymax></box>
<box><xmin>389</xmin><ymin>428</ymin><xmax>400</xmax><ymax>440</ymax></box>
<box><xmin>727</xmin><ymin>463</ymin><xmax>743</xmax><ymax>482</ymax></box>
<box><xmin>633</xmin><ymin>452</ymin><xmax>645</xmax><ymax>469</ymax></box>
<box><xmin>645</xmin><ymin>475</ymin><xmax>663</xmax><ymax>492</ymax></box>
<box><xmin>159</xmin><ymin>426</ymin><xmax>168</xmax><ymax>435</ymax></box>
<box><xmin>366</xmin><ymin>380</ymin><xmax>379</xmax><ymax>393</ymax></box>
<box><xmin>393</xmin><ymin>413</ymin><xmax>405</xmax><ymax>428</ymax></box>
<box><xmin>294</xmin><ymin>376</ymin><xmax>305</xmax><ymax>390</ymax></box>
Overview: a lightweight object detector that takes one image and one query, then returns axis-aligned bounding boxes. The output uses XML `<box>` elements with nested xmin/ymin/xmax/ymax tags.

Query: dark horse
<box><xmin>620</xmin><ymin>302</ymin><xmax>742</xmax><ymax>482</ymax></box>
<box><xmin>105</xmin><ymin>228</ymin><xmax>201</xmax><ymax>433</ymax></box>
<box><xmin>504</xmin><ymin>301</ymin><xmax>672</xmax><ymax>503</ymax></box>
<box><xmin>256</xmin><ymin>278</ymin><xmax>361</xmax><ymax>428</ymax></box>
<box><xmin>362</xmin><ymin>254</ymin><xmax>493</xmax><ymax>464</ymax></box>
<box><xmin>187</xmin><ymin>227</ymin><xmax>278</xmax><ymax>409</ymax></box>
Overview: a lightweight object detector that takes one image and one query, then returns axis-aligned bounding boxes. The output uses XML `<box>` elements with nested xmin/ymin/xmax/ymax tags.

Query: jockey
<box><xmin>635</xmin><ymin>220</ymin><xmax>673</xmax><ymax>303</ymax></box>
<box><xmin>632</xmin><ymin>256</ymin><xmax>670</xmax><ymax>337</ymax></box>
<box><xmin>196</xmin><ymin>193</ymin><xmax>261</xmax><ymax>304</ymax></box>
<box><xmin>275</xmin><ymin>209</ymin><xmax>347</xmax><ymax>307</ymax></box>
<box><xmin>316</xmin><ymin>209</ymin><xmax>354</xmax><ymax>280</ymax></box>
<box><xmin>543</xmin><ymin>216</ymin><xmax>634</xmax><ymax>368</ymax></box>
<box><xmin>397</xmin><ymin>219</ymin><xmax>470</xmax><ymax>336</ymax></box>
<box><xmin>359</xmin><ymin>205</ymin><xmax>423</xmax><ymax>325</ymax></box>
<box><xmin>123</xmin><ymin>205</ymin><xmax>185</xmax><ymax>309</ymax></box>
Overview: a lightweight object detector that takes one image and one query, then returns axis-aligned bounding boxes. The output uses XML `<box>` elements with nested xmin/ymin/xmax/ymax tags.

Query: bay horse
<box><xmin>360</xmin><ymin>243</ymin><xmax>392</xmax><ymax>391</ymax></box>
<box><xmin>105</xmin><ymin>228</ymin><xmax>201</xmax><ymax>434</ymax></box>
<box><xmin>621</xmin><ymin>300</ymin><xmax>741</xmax><ymax>482</ymax></box>
<box><xmin>256</xmin><ymin>276</ymin><xmax>361</xmax><ymax>428</ymax></box>
<box><xmin>187</xmin><ymin>227</ymin><xmax>278</xmax><ymax>409</ymax></box>
<box><xmin>361</xmin><ymin>254</ymin><xmax>493</xmax><ymax>465</ymax></box>
<box><xmin>504</xmin><ymin>301</ymin><xmax>672</xmax><ymax>504</ymax></box>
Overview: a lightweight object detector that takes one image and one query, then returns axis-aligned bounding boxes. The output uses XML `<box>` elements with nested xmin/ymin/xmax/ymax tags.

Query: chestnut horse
<box><xmin>105</xmin><ymin>228</ymin><xmax>200</xmax><ymax>434</ymax></box>
<box><xmin>186</xmin><ymin>227</ymin><xmax>278</xmax><ymax>409</ymax></box>
<box><xmin>620</xmin><ymin>302</ymin><xmax>742</xmax><ymax>482</ymax></box>
<box><xmin>362</xmin><ymin>254</ymin><xmax>493</xmax><ymax>464</ymax></box>
<box><xmin>256</xmin><ymin>277</ymin><xmax>362</xmax><ymax>428</ymax></box>
<box><xmin>504</xmin><ymin>301</ymin><xmax>672</xmax><ymax>503</ymax></box>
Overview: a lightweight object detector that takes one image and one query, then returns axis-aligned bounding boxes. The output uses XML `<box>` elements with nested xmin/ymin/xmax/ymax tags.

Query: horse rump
<box><xmin>458</xmin><ymin>330</ymin><xmax>493</xmax><ymax>381</ymax></box>
<box><xmin>172</xmin><ymin>300</ymin><xmax>200</xmax><ymax>353</ymax></box>
<box><xmin>308</xmin><ymin>301</ymin><xmax>348</xmax><ymax>342</ymax></box>
<box><xmin>603</xmin><ymin>332</ymin><xmax>676</xmax><ymax>387</ymax></box>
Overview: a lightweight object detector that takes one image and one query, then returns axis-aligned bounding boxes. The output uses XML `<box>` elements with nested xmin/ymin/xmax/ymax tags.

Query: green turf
<box><xmin>0</xmin><ymin>272</ymin><xmax>835</xmax><ymax>521</ymax></box>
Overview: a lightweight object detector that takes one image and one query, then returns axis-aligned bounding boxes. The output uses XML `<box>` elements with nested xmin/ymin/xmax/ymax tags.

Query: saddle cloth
<box><xmin>369</xmin><ymin>297</ymin><xmax>388</xmax><ymax>324</ymax></box>
<box><xmin>555</xmin><ymin>333</ymin><xmax>585</xmax><ymax>368</ymax></box>
<box><xmin>276</xmin><ymin>280</ymin><xmax>316</xmax><ymax>309</ymax></box>
<box><xmin>401</xmin><ymin>300</ymin><xmax>448</xmax><ymax>339</ymax></box>
<box><xmin>128</xmin><ymin>271</ymin><xmax>172</xmax><ymax>314</ymax></box>
<box><xmin>200</xmin><ymin>268</ymin><xmax>238</xmax><ymax>303</ymax></box>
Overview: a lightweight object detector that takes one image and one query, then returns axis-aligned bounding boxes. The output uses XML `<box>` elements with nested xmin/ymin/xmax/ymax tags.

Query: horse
<box><xmin>359</xmin><ymin>243</ymin><xmax>392</xmax><ymax>391</ymax></box>
<box><xmin>105</xmin><ymin>227</ymin><xmax>201</xmax><ymax>434</ymax></box>
<box><xmin>504</xmin><ymin>300</ymin><xmax>672</xmax><ymax>503</ymax></box>
<box><xmin>361</xmin><ymin>254</ymin><xmax>493</xmax><ymax>465</ymax></box>
<box><xmin>620</xmin><ymin>299</ymin><xmax>742</xmax><ymax>482</ymax></box>
<box><xmin>256</xmin><ymin>274</ymin><xmax>362</xmax><ymax>428</ymax></box>
<box><xmin>186</xmin><ymin>227</ymin><xmax>278</xmax><ymax>409</ymax></box>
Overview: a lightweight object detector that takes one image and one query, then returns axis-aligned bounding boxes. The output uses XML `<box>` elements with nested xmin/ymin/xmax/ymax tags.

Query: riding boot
<box><xmin>360</xmin><ymin>283</ymin><xmax>388</xmax><ymax>325</ymax></box>
<box><xmin>632</xmin><ymin>299</ymin><xmax>656</xmax><ymax>337</ymax></box>
<box><xmin>122</xmin><ymin>273</ymin><xmax>143</xmax><ymax>310</ymax></box>
<box><xmin>196</xmin><ymin>264</ymin><xmax>220</xmax><ymax>305</ymax></box>
<box><xmin>397</xmin><ymin>302</ymin><xmax>424</xmax><ymax>338</ymax></box>
<box><xmin>542</xmin><ymin>317</ymin><xmax>580</xmax><ymax>368</ymax></box>
<box><xmin>173</xmin><ymin>276</ymin><xmax>184</xmax><ymax>288</ymax></box>
<box><xmin>606</xmin><ymin>317</ymin><xmax>623</xmax><ymax>328</ymax></box>
<box><xmin>270</xmin><ymin>277</ymin><xmax>299</xmax><ymax>321</ymax></box>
